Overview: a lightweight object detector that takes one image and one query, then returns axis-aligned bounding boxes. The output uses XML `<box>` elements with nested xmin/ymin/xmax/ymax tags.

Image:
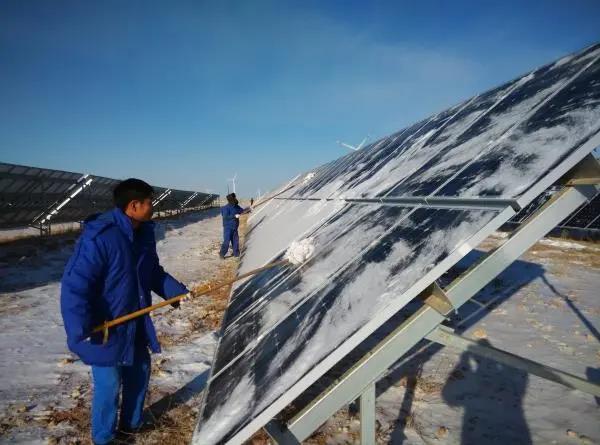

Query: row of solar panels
<box><xmin>0</xmin><ymin>162</ymin><xmax>218</xmax><ymax>229</ymax></box>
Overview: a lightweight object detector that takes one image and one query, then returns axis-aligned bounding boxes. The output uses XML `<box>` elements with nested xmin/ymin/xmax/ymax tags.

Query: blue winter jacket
<box><xmin>60</xmin><ymin>208</ymin><xmax>188</xmax><ymax>366</ymax></box>
<box><xmin>221</xmin><ymin>203</ymin><xmax>245</xmax><ymax>229</ymax></box>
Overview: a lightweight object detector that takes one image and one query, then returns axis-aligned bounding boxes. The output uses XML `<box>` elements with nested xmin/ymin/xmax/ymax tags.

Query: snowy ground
<box><xmin>0</xmin><ymin>209</ymin><xmax>599</xmax><ymax>444</ymax></box>
<box><xmin>0</xmin><ymin>209</ymin><xmax>226</xmax><ymax>444</ymax></box>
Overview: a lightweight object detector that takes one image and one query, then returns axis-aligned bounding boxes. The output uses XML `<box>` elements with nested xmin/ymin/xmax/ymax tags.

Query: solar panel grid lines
<box><xmin>276</xmin><ymin>118</ymin><xmax>430</xmax><ymax>200</ymax></box>
<box><xmin>381</xmin><ymin>74</ymin><xmax>537</xmax><ymax>199</ymax></box>
<box><xmin>386</xmin><ymin>44</ymin><xmax>599</xmax><ymax>201</ymax></box>
<box><xmin>196</xmin><ymin>206</ymin><xmax>515</xmax><ymax>444</ymax></box>
<box><xmin>224</xmin><ymin>201</ymin><xmax>349</xmax><ymax>325</ymax></box>
<box><xmin>276</xmin><ymin>43</ymin><xmax>600</xmax><ymax>205</ymax></box>
<box><xmin>193</xmin><ymin>42</ymin><xmax>600</xmax><ymax>445</ymax></box>
<box><xmin>211</xmin><ymin>204</ymin><xmax>418</xmax><ymax>380</ymax></box>
<box><xmin>512</xmin><ymin>188</ymin><xmax>600</xmax><ymax>230</ymax></box>
<box><xmin>281</xmin><ymin>85</ymin><xmax>500</xmax><ymax>201</ymax></box>
<box><xmin>293</xmin><ymin>117</ymin><xmax>433</xmax><ymax>200</ymax></box>
<box><xmin>438</xmin><ymin>52</ymin><xmax>600</xmax><ymax>204</ymax></box>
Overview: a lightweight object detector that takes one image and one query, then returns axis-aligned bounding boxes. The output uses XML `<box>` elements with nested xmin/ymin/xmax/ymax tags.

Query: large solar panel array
<box><xmin>0</xmin><ymin>162</ymin><xmax>217</xmax><ymax>229</ymax></box>
<box><xmin>193</xmin><ymin>43</ymin><xmax>600</xmax><ymax>444</ymax></box>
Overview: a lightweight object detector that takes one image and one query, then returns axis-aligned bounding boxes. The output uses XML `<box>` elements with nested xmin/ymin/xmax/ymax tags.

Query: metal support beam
<box><xmin>264</xmin><ymin>420</ymin><xmax>301</xmax><ymax>445</ymax></box>
<box><xmin>426</xmin><ymin>326</ymin><xmax>600</xmax><ymax>397</ymax></box>
<box><xmin>560</xmin><ymin>153</ymin><xmax>600</xmax><ymax>186</ymax></box>
<box><xmin>421</xmin><ymin>282</ymin><xmax>454</xmax><ymax>316</ymax></box>
<box><xmin>275</xmin><ymin>195</ymin><xmax>520</xmax><ymax>211</ymax></box>
<box><xmin>267</xmin><ymin>180</ymin><xmax>599</xmax><ymax>443</ymax></box>
<box><xmin>359</xmin><ymin>383</ymin><xmax>376</xmax><ymax>445</ymax></box>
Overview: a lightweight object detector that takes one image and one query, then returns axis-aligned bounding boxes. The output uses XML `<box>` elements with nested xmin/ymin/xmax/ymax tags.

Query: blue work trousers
<box><xmin>90</xmin><ymin>348</ymin><xmax>151</xmax><ymax>444</ymax></box>
<box><xmin>220</xmin><ymin>226</ymin><xmax>240</xmax><ymax>257</ymax></box>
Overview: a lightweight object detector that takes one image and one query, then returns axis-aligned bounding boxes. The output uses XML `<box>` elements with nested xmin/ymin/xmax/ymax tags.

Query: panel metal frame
<box><xmin>275</xmin><ymin>196</ymin><xmax>520</xmax><ymax>211</ymax></box>
<box><xmin>261</xmin><ymin>161</ymin><xmax>599</xmax><ymax>445</ymax></box>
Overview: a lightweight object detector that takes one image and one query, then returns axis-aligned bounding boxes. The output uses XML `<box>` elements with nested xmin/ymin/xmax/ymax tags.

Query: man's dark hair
<box><xmin>113</xmin><ymin>178</ymin><xmax>154</xmax><ymax>210</ymax></box>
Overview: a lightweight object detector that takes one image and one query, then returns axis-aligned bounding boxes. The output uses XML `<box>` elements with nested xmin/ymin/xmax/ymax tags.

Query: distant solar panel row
<box><xmin>194</xmin><ymin>43</ymin><xmax>600</xmax><ymax>444</ymax></box>
<box><xmin>0</xmin><ymin>162</ymin><xmax>217</xmax><ymax>229</ymax></box>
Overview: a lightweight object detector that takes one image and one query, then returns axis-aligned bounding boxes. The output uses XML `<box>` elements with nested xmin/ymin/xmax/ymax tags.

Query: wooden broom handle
<box><xmin>90</xmin><ymin>259</ymin><xmax>289</xmax><ymax>337</ymax></box>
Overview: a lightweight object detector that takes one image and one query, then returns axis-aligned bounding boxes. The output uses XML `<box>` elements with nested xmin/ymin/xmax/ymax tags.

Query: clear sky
<box><xmin>1</xmin><ymin>1</ymin><xmax>599</xmax><ymax>197</ymax></box>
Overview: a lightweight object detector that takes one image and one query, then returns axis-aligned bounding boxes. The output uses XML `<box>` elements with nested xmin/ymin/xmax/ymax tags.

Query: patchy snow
<box><xmin>1</xmin><ymin>202</ymin><xmax>599</xmax><ymax>445</ymax></box>
<box><xmin>0</xmin><ymin>209</ymin><xmax>222</xmax><ymax>443</ymax></box>
<box><xmin>538</xmin><ymin>237</ymin><xmax>598</xmax><ymax>251</ymax></box>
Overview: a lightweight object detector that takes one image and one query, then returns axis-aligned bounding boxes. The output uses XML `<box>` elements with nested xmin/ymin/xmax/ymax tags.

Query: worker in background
<box><xmin>60</xmin><ymin>178</ymin><xmax>190</xmax><ymax>444</ymax></box>
<box><xmin>220</xmin><ymin>192</ymin><xmax>249</xmax><ymax>258</ymax></box>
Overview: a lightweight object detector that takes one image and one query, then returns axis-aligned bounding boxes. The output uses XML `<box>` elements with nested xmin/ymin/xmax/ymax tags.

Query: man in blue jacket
<box><xmin>219</xmin><ymin>193</ymin><xmax>248</xmax><ymax>258</ymax></box>
<box><xmin>60</xmin><ymin>178</ymin><xmax>189</xmax><ymax>444</ymax></box>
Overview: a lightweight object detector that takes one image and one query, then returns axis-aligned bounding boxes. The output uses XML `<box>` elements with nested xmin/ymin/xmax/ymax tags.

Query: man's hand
<box><xmin>235</xmin><ymin>214</ymin><xmax>240</xmax><ymax>219</ymax></box>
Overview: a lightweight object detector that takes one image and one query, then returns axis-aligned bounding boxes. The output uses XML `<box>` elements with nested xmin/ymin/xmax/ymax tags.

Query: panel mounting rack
<box><xmin>264</xmin><ymin>156</ymin><xmax>600</xmax><ymax>445</ymax></box>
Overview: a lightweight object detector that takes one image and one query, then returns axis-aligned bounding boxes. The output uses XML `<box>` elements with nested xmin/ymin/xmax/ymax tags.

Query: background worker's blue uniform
<box><xmin>60</xmin><ymin>208</ymin><xmax>188</xmax><ymax>444</ymax></box>
<box><xmin>220</xmin><ymin>203</ymin><xmax>244</xmax><ymax>257</ymax></box>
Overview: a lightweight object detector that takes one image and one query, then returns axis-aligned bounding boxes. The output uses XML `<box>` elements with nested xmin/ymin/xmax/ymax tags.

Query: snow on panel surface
<box><xmin>388</xmin><ymin>43</ymin><xmax>600</xmax><ymax>198</ymax></box>
<box><xmin>214</xmin><ymin>204</ymin><xmax>413</xmax><ymax>374</ymax></box>
<box><xmin>238</xmin><ymin>199</ymin><xmax>344</xmax><ymax>274</ymax></box>
<box><xmin>195</xmin><ymin>207</ymin><xmax>501</xmax><ymax>444</ymax></box>
<box><xmin>276</xmin><ymin>43</ymin><xmax>600</xmax><ymax>202</ymax></box>
<box><xmin>437</xmin><ymin>51</ymin><xmax>600</xmax><ymax>199</ymax></box>
<box><xmin>194</xmin><ymin>43</ymin><xmax>600</xmax><ymax>445</ymax></box>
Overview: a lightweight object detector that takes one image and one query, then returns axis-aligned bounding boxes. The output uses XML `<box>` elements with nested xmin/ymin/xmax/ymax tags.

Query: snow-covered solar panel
<box><xmin>194</xmin><ymin>43</ymin><xmax>600</xmax><ymax>444</ymax></box>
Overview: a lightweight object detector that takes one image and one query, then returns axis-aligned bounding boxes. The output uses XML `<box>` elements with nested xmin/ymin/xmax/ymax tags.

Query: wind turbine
<box><xmin>336</xmin><ymin>135</ymin><xmax>369</xmax><ymax>151</ymax></box>
<box><xmin>227</xmin><ymin>173</ymin><xmax>238</xmax><ymax>194</ymax></box>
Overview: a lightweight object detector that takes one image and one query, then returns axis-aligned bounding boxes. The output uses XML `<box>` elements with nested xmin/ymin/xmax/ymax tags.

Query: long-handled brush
<box><xmin>90</xmin><ymin>238</ymin><xmax>315</xmax><ymax>343</ymax></box>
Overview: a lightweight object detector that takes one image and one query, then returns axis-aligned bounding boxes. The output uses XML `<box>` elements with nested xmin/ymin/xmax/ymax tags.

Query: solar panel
<box><xmin>0</xmin><ymin>163</ymin><xmax>86</xmax><ymax>228</ymax></box>
<box><xmin>278</xmin><ymin>43</ymin><xmax>600</xmax><ymax>203</ymax></box>
<box><xmin>194</xmin><ymin>42</ymin><xmax>600</xmax><ymax>444</ymax></box>
<box><xmin>0</xmin><ymin>162</ymin><xmax>218</xmax><ymax>230</ymax></box>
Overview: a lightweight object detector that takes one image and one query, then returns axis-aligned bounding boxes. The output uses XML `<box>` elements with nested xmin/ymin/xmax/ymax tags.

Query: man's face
<box><xmin>127</xmin><ymin>197</ymin><xmax>154</xmax><ymax>222</ymax></box>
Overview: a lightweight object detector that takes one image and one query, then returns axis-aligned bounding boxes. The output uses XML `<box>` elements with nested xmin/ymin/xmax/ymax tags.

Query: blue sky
<box><xmin>1</xmin><ymin>1</ymin><xmax>599</xmax><ymax>197</ymax></box>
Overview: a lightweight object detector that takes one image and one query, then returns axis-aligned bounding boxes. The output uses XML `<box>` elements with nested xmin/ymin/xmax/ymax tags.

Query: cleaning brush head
<box><xmin>285</xmin><ymin>238</ymin><xmax>315</xmax><ymax>265</ymax></box>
